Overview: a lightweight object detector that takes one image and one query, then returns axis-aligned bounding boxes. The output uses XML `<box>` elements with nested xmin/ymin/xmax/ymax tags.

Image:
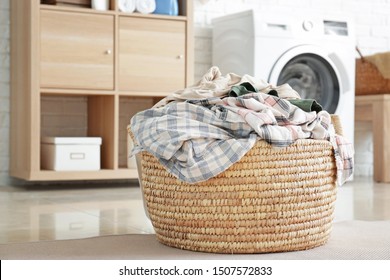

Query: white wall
<box><xmin>1</xmin><ymin>0</ymin><xmax>390</xmax><ymax>186</ymax></box>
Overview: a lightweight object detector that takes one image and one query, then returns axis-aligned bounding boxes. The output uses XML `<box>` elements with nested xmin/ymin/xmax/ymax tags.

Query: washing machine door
<box><xmin>268</xmin><ymin>45</ymin><xmax>341</xmax><ymax>114</ymax></box>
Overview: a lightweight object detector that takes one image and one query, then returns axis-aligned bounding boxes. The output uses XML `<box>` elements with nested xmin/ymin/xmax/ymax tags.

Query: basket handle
<box><xmin>356</xmin><ymin>46</ymin><xmax>366</xmax><ymax>62</ymax></box>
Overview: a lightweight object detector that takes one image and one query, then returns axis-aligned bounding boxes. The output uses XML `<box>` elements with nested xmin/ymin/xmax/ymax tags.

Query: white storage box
<box><xmin>41</xmin><ymin>137</ymin><xmax>102</xmax><ymax>171</ymax></box>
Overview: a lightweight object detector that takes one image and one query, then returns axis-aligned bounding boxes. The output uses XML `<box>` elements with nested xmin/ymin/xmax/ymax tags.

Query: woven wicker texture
<box><xmin>139</xmin><ymin>137</ymin><xmax>338</xmax><ymax>254</ymax></box>
<box><xmin>355</xmin><ymin>48</ymin><xmax>390</xmax><ymax>95</ymax></box>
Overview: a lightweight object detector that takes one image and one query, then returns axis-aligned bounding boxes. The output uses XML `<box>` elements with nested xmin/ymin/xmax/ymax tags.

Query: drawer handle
<box><xmin>105</xmin><ymin>49</ymin><xmax>112</xmax><ymax>55</ymax></box>
<box><xmin>70</xmin><ymin>153</ymin><xmax>85</xmax><ymax>160</ymax></box>
<box><xmin>177</xmin><ymin>54</ymin><xmax>184</xmax><ymax>59</ymax></box>
<box><xmin>69</xmin><ymin>222</ymin><xmax>84</xmax><ymax>230</ymax></box>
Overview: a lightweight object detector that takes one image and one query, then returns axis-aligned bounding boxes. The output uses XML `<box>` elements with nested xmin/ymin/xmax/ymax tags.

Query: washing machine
<box><xmin>212</xmin><ymin>10</ymin><xmax>355</xmax><ymax>143</ymax></box>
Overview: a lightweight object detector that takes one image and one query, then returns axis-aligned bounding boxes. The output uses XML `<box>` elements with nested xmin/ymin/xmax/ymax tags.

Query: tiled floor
<box><xmin>0</xmin><ymin>176</ymin><xmax>390</xmax><ymax>244</ymax></box>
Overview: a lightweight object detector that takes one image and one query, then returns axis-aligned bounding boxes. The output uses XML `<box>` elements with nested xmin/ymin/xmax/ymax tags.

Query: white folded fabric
<box><xmin>366</xmin><ymin>51</ymin><xmax>390</xmax><ymax>79</ymax></box>
<box><xmin>118</xmin><ymin>0</ymin><xmax>136</xmax><ymax>13</ymax></box>
<box><xmin>136</xmin><ymin>0</ymin><xmax>156</xmax><ymax>14</ymax></box>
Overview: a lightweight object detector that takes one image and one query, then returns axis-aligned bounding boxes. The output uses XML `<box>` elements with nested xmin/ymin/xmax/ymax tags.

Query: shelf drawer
<box><xmin>40</xmin><ymin>10</ymin><xmax>114</xmax><ymax>90</ymax></box>
<box><xmin>119</xmin><ymin>17</ymin><xmax>186</xmax><ymax>92</ymax></box>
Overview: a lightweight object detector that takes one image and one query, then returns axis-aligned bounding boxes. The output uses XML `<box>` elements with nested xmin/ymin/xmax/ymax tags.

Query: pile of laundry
<box><xmin>130</xmin><ymin>67</ymin><xmax>354</xmax><ymax>186</ymax></box>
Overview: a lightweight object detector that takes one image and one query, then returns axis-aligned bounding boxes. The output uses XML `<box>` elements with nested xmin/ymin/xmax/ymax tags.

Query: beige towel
<box><xmin>365</xmin><ymin>51</ymin><xmax>390</xmax><ymax>79</ymax></box>
<box><xmin>154</xmin><ymin>66</ymin><xmax>301</xmax><ymax>108</ymax></box>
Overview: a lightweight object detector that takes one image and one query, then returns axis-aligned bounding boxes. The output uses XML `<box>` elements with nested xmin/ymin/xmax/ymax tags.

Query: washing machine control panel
<box><xmin>302</xmin><ymin>20</ymin><xmax>314</xmax><ymax>31</ymax></box>
<box><xmin>323</xmin><ymin>20</ymin><xmax>349</xmax><ymax>36</ymax></box>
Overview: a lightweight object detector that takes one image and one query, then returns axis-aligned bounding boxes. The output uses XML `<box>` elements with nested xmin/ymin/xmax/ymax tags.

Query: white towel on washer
<box><xmin>136</xmin><ymin>0</ymin><xmax>156</xmax><ymax>14</ymax></box>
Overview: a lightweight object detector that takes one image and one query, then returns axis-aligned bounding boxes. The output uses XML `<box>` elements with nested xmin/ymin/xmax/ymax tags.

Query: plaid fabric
<box><xmin>331</xmin><ymin>135</ymin><xmax>355</xmax><ymax>186</ymax></box>
<box><xmin>130</xmin><ymin>92</ymin><xmax>353</xmax><ymax>185</ymax></box>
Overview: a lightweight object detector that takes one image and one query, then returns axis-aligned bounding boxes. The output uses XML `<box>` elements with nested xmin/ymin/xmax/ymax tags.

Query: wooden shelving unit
<box><xmin>10</xmin><ymin>0</ymin><xmax>193</xmax><ymax>181</ymax></box>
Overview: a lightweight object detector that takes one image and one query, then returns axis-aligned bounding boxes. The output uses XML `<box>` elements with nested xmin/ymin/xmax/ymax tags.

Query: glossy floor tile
<box><xmin>0</xmin><ymin>176</ymin><xmax>390</xmax><ymax>244</ymax></box>
<box><xmin>0</xmin><ymin>181</ymin><xmax>154</xmax><ymax>244</ymax></box>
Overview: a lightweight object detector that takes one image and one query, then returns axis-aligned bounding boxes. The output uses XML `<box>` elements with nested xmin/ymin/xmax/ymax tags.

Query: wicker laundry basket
<box><xmin>133</xmin><ymin>116</ymin><xmax>342</xmax><ymax>254</ymax></box>
<box><xmin>355</xmin><ymin>47</ymin><xmax>390</xmax><ymax>95</ymax></box>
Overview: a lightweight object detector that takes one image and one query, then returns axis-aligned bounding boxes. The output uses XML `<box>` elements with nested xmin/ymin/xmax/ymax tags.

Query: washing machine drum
<box><xmin>276</xmin><ymin>53</ymin><xmax>340</xmax><ymax>114</ymax></box>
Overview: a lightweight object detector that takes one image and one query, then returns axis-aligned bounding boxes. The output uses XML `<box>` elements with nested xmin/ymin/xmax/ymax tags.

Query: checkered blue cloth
<box><xmin>130</xmin><ymin>92</ymin><xmax>353</xmax><ymax>185</ymax></box>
